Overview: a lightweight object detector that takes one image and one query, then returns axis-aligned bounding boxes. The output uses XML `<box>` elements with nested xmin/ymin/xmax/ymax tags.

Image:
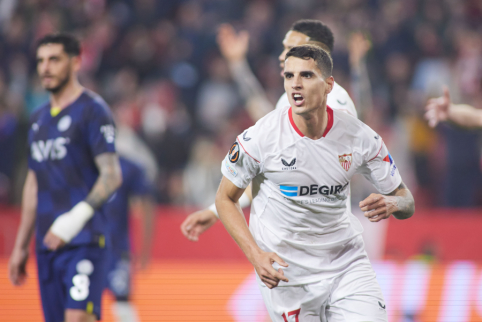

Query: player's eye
<box><xmin>301</xmin><ymin>72</ymin><xmax>313</xmax><ymax>78</ymax></box>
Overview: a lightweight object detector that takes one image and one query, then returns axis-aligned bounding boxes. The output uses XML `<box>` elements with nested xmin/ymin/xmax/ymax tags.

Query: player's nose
<box><xmin>291</xmin><ymin>76</ymin><xmax>302</xmax><ymax>88</ymax></box>
<box><xmin>279</xmin><ymin>50</ymin><xmax>287</xmax><ymax>63</ymax></box>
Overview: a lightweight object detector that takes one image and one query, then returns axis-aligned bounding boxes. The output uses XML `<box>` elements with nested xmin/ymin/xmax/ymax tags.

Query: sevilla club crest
<box><xmin>339</xmin><ymin>153</ymin><xmax>352</xmax><ymax>171</ymax></box>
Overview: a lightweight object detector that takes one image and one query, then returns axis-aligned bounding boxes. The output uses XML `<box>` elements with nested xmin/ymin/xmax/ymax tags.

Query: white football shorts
<box><xmin>258</xmin><ymin>261</ymin><xmax>388</xmax><ymax>322</ymax></box>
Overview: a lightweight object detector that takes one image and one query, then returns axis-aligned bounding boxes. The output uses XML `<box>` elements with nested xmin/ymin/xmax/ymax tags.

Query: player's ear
<box><xmin>71</xmin><ymin>55</ymin><xmax>82</xmax><ymax>73</ymax></box>
<box><xmin>325</xmin><ymin>76</ymin><xmax>334</xmax><ymax>95</ymax></box>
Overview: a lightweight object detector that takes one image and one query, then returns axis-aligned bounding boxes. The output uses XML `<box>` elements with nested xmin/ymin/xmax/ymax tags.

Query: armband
<box><xmin>208</xmin><ymin>203</ymin><xmax>219</xmax><ymax>219</ymax></box>
<box><xmin>49</xmin><ymin>201</ymin><xmax>95</xmax><ymax>243</ymax></box>
<box><xmin>207</xmin><ymin>192</ymin><xmax>252</xmax><ymax>219</ymax></box>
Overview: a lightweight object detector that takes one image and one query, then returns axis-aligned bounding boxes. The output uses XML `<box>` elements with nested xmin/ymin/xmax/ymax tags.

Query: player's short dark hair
<box><xmin>290</xmin><ymin>19</ymin><xmax>334</xmax><ymax>53</ymax></box>
<box><xmin>285</xmin><ymin>45</ymin><xmax>333</xmax><ymax>78</ymax></box>
<box><xmin>36</xmin><ymin>33</ymin><xmax>81</xmax><ymax>56</ymax></box>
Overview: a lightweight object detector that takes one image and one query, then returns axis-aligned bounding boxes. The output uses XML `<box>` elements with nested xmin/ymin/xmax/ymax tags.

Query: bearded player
<box><xmin>8</xmin><ymin>33</ymin><xmax>122</xmax><ymax>322</ymax></box>
<box><xmin>216</xmin><ymin>45</ymin><xmax>414</xmax><ymax>321</ymax></box>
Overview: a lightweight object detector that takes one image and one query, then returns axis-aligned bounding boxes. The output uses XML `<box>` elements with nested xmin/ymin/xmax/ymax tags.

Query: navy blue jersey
<box><xmin>104</xmin><ymin>157</ymin><xmax>150</xmax><ymax>254</ymax></box>
<box><xmin>28</xmin><ymin>90</ymin><xmax>116</xmax><ymax>250</ymax></box>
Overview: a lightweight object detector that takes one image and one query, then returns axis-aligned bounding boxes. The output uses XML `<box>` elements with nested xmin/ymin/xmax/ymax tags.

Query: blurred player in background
<box><xmin>216</xmin><ymin>45</ymin><xmax>415</xmax><ymax>321</ymax></box>
<box><xmin>8</xmin><ymin>33</ymin><xmax>122</xmax><ymax>322</ymax></box>
<box><xmin>425</xmin><ymin>86</ymin><xmax>482</xmax><ymax>128</ymax></box>
<box><xmin>182</xmin><ymin>19</ymin><xmax>369</xmax><ymax>242</ymax></box>
<box><xmin>104</xmin><ymin>156</ymin><xmax>154</xmax><ymax>322</ymax></box>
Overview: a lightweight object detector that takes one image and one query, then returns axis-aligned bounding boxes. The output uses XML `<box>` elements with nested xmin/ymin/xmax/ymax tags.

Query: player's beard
<box><xmin>44</xmin><ymin>68</ymin><xmax>71</xmax><ymax>94</ymax></box>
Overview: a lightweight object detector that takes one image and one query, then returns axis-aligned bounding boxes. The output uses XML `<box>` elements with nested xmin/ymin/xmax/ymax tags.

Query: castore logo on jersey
<box><xmin>281</xmin><ymin>158</ymin><xmax>296</xmax><ymax>170</ymax></box>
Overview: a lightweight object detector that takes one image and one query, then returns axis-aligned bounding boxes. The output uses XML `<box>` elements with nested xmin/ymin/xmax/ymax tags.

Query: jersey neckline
<box><xmin>288</xmin><ymin>106</ymin><xmax>334</xmax><ymax>139</ymax></box>
<box><xmin>48</xmin><ymin>90</ymin><xmax>87</xmax><ymax>119</ymax></box>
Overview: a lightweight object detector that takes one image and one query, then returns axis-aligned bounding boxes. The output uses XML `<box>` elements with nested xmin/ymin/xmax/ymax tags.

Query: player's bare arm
<box><xmin>217</xmin><ymin>24</ymin><xmax>273</xmax><ymax>121</ymax></box>
<box><xmin>348</xmin><ymin>32</ymin><xmax>373</xmax><ymax>121</ymax></box>
<box><xmin>216</xmin><ymin>177</ymin><xmax>288</xmax><ymax>289</ymax></box>
<box><xmin>359</xmin><ymin>182</ymin><xmax>415</xmax><ymax>222</ymax></box>
<box><xmin>85</xmin><ymin>152</ymin><xmax>123</xmax><ymax>209</ymax></box>
<box><xmin>9</xmin><ymin>170</ymin><xmax>38</xmax><ymax>285</ymax></box>
<box><xmin>180</xmin><ymin>184</ymin><xmax>253</xmax><ymax>242</ymax></box>
<box><xmin>180</xmin><ymin>209</ymin><xmax>218</xmax><ymax>242</ymax></box>
<box><xmin>425</xmin><ymin>86</ymin><xmax>482</xmax><ymax>129</ymax></box>
<box><xmin>44</xmin><ymin>152</ymin><xmax>122</xmax><ymax>250</ymax></box>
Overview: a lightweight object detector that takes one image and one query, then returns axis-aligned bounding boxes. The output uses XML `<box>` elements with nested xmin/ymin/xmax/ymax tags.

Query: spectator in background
<box><xmin>426</xmin><ymin>87</ymin><xmax>482</xmax><ymax>129</ymax></box>
<box><xmin>1</xmin><ymin>0</ymin><xmax>482</xmax><ymax>207</ymax></box>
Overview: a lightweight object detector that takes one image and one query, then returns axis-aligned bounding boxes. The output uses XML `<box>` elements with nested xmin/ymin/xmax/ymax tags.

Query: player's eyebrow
<box><xmin>300</xmin><ymin>71</ymin><xmax>315</xmax><ymax>77</ymax></box>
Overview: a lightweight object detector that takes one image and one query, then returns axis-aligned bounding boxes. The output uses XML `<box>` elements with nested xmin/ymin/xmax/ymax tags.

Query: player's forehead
<box><xmin>284</xmin><ymin>56</ymin><xmax>320</xmax><ymax>74</ymax></box>
<box><xmin>283</xmin><ymin>30</ymin><xmax>311</xmax><ymax>47</ymax></box>
<box><xmin>36</xmin><ymin>43</ymin><xmax>67</xmax><ymax>58</ymax></box>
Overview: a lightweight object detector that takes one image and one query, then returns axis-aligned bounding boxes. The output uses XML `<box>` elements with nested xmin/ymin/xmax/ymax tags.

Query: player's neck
<box><xmin>292</xmin><ymin>104</ymin><xmax>328</xmax><ymax>140</ymax></box>
<box><xmin>49</xmin><ymin>79</ymin><xmax>84</xmax><ymax>111</ymax></box>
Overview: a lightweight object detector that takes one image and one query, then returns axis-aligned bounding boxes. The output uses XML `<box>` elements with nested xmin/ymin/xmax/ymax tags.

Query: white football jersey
<box><xmin>275</xmin><ymin>81</ymin><xmax>357</xmax><ymax>213</ymax></box>
<box><xmin>221</xmin><ymin>106</ymin><xmax>401</xmax><ymax>285</ymax></box>
<box><xmin>275</xmin><ymin>81</ymin><xmax>357</xmax><ymax>118</ymax></box>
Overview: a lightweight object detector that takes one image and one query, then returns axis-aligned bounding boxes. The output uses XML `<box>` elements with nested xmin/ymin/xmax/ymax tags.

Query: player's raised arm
<box><xmin>9</xmin><ymin>170</ymin><xmax>38</xmax><ymax>285</ymax></box>
<box><xmin>359</xmin><ymin>182</ymin><xmax>415</xmax><ymax>222</ymax></box>
<box><xmin>215</xmin><ymin>176</ymin><xmax>288</xmax><ymax>289</ymax></box>
<box><xmin>217</xmin><ymin>24</ymin><xmax>273</xmax><ymax>121</ymax></box>
<box><xmin>425</xmin><ymin>86</ymin><xmax>482</xmax><ymax>128</ymax></box>
<box><xmin>349</xmin><ymin>31</ymin><xmax>373</xmax><ymax>121</ymax></box>
<box><xmin>44</xmin><ymin>152</ymin><xmax>122</xmax><ymax>250</ymax></box>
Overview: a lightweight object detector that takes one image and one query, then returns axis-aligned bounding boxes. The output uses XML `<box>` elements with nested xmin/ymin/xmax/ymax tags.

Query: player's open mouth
<box><xmin>292</xmin><ymin>93</ymin><xmax>304</xmax><ymax>106</ymax></box>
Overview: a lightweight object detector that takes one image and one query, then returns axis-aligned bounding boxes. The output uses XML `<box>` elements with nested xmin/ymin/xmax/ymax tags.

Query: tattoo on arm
<box><xmin>386</xmin><ymin>182</ymin><xmax>415</xmax><ymax>219</ymax></box>
<box><xmin>85</xmin><ymin>153</ymin><xmax>122</xmax><ymax>209</ymax></box>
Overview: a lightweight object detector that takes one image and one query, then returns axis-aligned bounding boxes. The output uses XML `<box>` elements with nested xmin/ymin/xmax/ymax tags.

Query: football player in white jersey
<box><xmin>216</xmin><ymin>45</ymin><xmax>414</xmax><ymax>321</ymax></box>
<box><xmin>181</xmin><ymin>20</ymin><xmax>360</xmax><ymax>241</ymax></box>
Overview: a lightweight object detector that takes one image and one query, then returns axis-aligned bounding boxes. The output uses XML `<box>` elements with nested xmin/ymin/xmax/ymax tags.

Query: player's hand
<box><xmin>425</xmin><ymin>86</ymin><xmax>451</xmax><ymax>128</ymax></box>
<box><xmin>43</xmin><ymin>230</ymin><xmax>67</xmax><ymax>251</ymax></box>
<box><xmin>348</xmin><ymin>31</ymin><xmax>371</xmax><ymax>67</ymax></box>
<box><xmin>216</xmin><ymin>23</ymin><xmax>249</xmax><ymax>63</ymax></box>
<box><xmin>180</xmin><ymin>209</ymin><xmax>218</xmax><ymax>242</ymax></box>
<box><xmin>9</xmin><ymin>248</ymin><xmax>29</xmax><ymax>286</ymax></box>
<box><xmin>252</xmin><ymin>250</ymin><xmax>289</xmax><ymax>289</ymax></box>
<box><xmin>359</xmin><ymin>193</ymin><xmax>398</xmax><ymax>222</ymax></box>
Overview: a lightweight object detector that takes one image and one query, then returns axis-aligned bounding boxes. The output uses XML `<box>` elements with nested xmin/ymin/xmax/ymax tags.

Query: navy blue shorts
<box><xmin>105</xmin><ymin>251</ymin><xmax>131</xmax><ymax>301</ymax></box>
<box><xmin>36</xmin><ymin>245</ymin><xmax>107</xmax><ymax>322</ymax></box>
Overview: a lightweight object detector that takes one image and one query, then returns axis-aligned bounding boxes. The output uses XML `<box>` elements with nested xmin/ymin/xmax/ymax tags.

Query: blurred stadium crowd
<box><xmin>0</xmin><ymin>0</ymin><xmax>481</xmax><ymax>207</ymax></box>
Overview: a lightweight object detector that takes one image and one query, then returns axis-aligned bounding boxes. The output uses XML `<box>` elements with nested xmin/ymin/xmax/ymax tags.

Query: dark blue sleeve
<box><xmin>129</xmin><ymin>163</ymin><xmax>151</xmax><ymax>196</ymax></box>
<box><xmin>86</xmin><ymin>103</ymin><xmax>116</xmax><ymax>157</ymax></box>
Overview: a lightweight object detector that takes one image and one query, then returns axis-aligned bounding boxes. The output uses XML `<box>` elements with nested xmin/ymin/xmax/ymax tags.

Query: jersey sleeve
<box><xmin>220</xmin><ymin>130</ymin><xmax>262</xmax><ymax>189</ymax></box>
<box><xmin>86</xmin><ymin>103</ymin><xmax>116</xmax><ymax>157</ymax></box>
<box><xmin>357</xmin><ymin>127</ymin><xmax>402</xmax><ymax>194</ymax></box>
